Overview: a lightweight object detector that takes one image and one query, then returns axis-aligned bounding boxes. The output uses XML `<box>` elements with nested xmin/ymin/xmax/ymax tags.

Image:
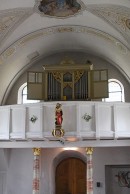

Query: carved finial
<box><xmin>86</xmin><ymin>60</ymin><xmax>93</xmax><ymax>70</ymax></box>
<box><xmin>86</xmin><ymin>147</ymin><xmax>93</xmax><ymax>155</ymax></box>
<box><xmin>60</xmin><ymin>57</ymin><xmax>75</xmax><ymax>65</ymax></box>
<box><xmin>33</xmin><ymin>148</ymin><xmax>41</xmax><ymax>156</ymax></box>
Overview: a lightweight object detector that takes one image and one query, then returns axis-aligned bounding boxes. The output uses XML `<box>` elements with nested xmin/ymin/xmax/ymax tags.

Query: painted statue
<box><xmin>55</xmin><ymin>103</ymin><xmax>63</xmax><ymax>127</ymax></box>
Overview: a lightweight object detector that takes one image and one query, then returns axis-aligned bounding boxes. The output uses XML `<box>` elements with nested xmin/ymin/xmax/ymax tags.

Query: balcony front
<box><xmin>0</xmin><ymin>101</ymin><xmax>130</xmax><ymax>147</ymax></box>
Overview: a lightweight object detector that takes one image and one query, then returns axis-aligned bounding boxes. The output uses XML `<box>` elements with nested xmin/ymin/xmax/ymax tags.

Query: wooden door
<box><xmin>55</xmin><ymin>158</ymin><xmax>86</xmax><ymax>194</ymax></box>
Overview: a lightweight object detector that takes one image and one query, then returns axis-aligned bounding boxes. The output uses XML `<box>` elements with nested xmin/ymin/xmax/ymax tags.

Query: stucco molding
<box><xmin>0</xmin><ymin>25</ymin><xmax>128</xmax><ymax>65</ymax></box>
<box><xmin>0</xmin><ymin>8</ymin><xmax>33</xmax><ymax>46</ymax></box>
<box><xmin>86</xmin><ymin>4</ymin><xmax>130</xmax><ymax>42</ymax></box>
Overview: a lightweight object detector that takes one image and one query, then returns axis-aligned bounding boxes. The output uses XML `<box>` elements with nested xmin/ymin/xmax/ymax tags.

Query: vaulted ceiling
<box><xmin>0</xmin><ymin>0</ymin><xmax>130</xmax><ymax>104</ymax></box>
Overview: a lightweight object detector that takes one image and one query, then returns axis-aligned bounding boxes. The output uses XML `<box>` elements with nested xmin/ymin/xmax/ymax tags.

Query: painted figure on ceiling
<box><xmin>38</xmin><ymin>0</ymin><xmax>81</xmax><ymax>17</ymax></box>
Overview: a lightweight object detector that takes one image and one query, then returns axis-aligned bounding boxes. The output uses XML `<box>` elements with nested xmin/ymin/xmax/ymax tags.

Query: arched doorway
<box><xmin>55</xmin><ymin>157</ymin><xmax>86</xmax><ymax>194</ymax></box>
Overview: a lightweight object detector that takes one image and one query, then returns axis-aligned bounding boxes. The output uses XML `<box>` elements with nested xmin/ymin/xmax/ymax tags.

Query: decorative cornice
<box><xmin>86</xmin><ymin>4</ymin><xmax>130</xmax><ymax>41</ymax></box>
<box><xmin>0</xmin><ymin>25</ymin><xmax>128</xmax><ymax>65</ymax></box>
<box><xmin>0</xmin><ymin>8</ymin><xmax>33</xmax><ymax>46</ymax></box>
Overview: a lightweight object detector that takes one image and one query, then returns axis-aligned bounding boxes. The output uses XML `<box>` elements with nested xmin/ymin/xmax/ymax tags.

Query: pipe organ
<box><xmin>27</xmin><ymin>59</ymin><xmax>108</xmax><ymax>101</ymax></box>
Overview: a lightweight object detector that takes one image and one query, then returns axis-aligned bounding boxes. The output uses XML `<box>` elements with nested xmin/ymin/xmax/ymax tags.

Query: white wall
<box><xmin>93</xmin><ymin>147</ymin><xmax>130</xmax><ymax>194</ymax></box>
<box><xmin>106</xmin><ymin>166</ymin><xmax>130</xmax><ymax>194</ymax></box>
<box><xmin>6</xmin><ymin>149</ymin><xmax>33</xmax><ymax>194</ymax></box>
<box><xmin>2</xmin><ymin>147</ymin><xmax>130</xmax><ymax>194</ymax></box>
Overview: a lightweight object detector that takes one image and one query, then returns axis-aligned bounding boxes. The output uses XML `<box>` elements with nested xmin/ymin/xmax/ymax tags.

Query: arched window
<box><xmin>103</xmin><ymin>79</ymin><xmax>125</xmax><ymax>102</ymax></box>
<box><xmin>17</xmin><ymin>83</ymin><xmax>40</xmax><ymax>104</ymax></box>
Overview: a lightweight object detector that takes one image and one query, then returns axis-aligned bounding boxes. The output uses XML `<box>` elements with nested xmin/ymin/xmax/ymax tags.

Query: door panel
<box><xmin>56</xmin><ymin>158</ymin><xmax>86</xmax><ymax>194</ymax></box>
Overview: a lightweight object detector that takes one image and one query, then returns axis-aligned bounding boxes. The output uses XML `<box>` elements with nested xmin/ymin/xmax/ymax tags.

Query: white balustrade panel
<box><xmin>10</xmin><ymin>105</ymin><xmax>26</xmax><ymax>139</ymax></box>
<box><xmin>78</xmin><ymin>104</ymin><xmax>96</xmax><ymax>138</ymax></box>
<box><xmin>114</xmin><ymin>104</ymin><xmax>130</xmax><ymax>138</ymax></box>
<box><xmin>26</xmin><ymin>104</ymin><xmax>43</xmax><ymax>138</ymax></box>
<box><xmin>62</xmin><ymin>104</ymin><xmax>77</xmax><ymax>136</ymax></box>
<box><xmin>96</xmin><ymin>104</ymin><xmax>114</xmax><ymax>138</ymax></box>
<box><xmin>0</xmin><ymin>102</ymin><xmax>130</xmax><ymax>140</ymax></box>
<box><xmin>0</xmin><ymin>106</ymin><xmax>10</xmax><ymax>139</ymax></box>
<box><xmin>43</xmin><ymin>104</ymin><xmax>55</xmax><ymax>137</ymax></box>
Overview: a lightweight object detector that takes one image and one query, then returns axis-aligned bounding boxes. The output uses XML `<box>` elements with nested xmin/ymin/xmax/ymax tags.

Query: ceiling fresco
<box><xmin>34</xmin><ymin>0</ymin><xmax>85</xmax><ymax>18</ymax></box>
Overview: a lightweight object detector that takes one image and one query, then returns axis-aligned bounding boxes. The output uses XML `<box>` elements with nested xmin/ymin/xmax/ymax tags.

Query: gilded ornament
<box><xmin>86</xmin><ymin>147</ymin><xmax>93</xmax><ymax>155</ymax></box>
<box><xmin>33</xmin><ymin>148</ymin><xmax>41</xmax><ymax>156</ymax></box>
<box><xmin>52</xmin><ymin>72</ymin><xmax>62</xmax><ymax>83</ymax></box>
<box><xmin>74</xmin><ymin>70</ymin><xmax>84</xmax><ymax>83</ymax></box>
<box><xmin>52</xmin><ymin>128</ymin><xmax>65</xmax><ymax>138</ymax></box>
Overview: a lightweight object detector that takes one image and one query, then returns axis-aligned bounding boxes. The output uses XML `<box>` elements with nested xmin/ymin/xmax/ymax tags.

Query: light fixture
<box><xmin>63</xmin><ymin>147</ymin><xmax>78</xmax><ymax>151</ymax></box>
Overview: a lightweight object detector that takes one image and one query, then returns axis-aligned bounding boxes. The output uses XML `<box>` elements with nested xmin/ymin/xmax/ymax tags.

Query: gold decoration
<box><xmin>63</xmin><ymin>82</ymin><xmax>73</xmax><ymax>88</ymax></box>
<box><xmin>86</xmin><ymin>147</ymin><xmax>93</xmax><ymax>155</ymax></box>
<box><xmin>60</xmin><ymin>57</ymin><xmax>75</xmax><ymax>65</ymax></box>
<box><xmin>52</xmin><ymin>72</ymin><xmax>62</xmax><ymax>83</ymax></box>
<box><xmin>52</xmin><ymin>128</ymin><xmax>65</xmax><ymax>138</ymax></box>
<box><xmin>74</xmin><ymin>70</ymin><xmax>84</xmax><ymax>83</ymax></box>
<box><xmin>33</xmin><ymin>148</ymin><xmax>41</xmax><ymax>156</ymax></box>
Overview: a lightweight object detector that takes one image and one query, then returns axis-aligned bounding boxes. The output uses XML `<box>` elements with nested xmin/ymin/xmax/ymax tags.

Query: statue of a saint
<box><xmin>55</xmin><ymin>103</ymin><xmax>63</xmax><ymax>127</ymax></box>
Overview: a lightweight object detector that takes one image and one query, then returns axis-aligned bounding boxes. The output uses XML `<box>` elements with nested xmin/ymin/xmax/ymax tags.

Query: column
<box><xmin>86</xmin><ymin>147</ymin><xmax>93</xmax><ymax>194</ymax></box>
<box><xmin>32</xmin><ymin>148</ymin><xmax>41</xmax><ymax>194</ymax></box>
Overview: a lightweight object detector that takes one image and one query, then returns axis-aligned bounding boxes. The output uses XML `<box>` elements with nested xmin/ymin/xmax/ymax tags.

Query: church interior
<box><xmin>0</xmin><ymin>0</ymin><xmax>130</xmax><ymax>194</ymax></box>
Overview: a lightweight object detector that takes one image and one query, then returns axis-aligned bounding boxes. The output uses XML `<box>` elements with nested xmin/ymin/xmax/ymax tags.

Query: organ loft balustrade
<box><xmin>0</xmin><ymin>101</ymin><xmax>130</xmax><ymax>143</ymax></box>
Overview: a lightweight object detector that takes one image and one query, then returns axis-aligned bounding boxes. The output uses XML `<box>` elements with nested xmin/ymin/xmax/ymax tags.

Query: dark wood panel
<box><xmin>56</xmin><ymin>158</ymin><xmax>86</xmax><ymax>194</ymax></box>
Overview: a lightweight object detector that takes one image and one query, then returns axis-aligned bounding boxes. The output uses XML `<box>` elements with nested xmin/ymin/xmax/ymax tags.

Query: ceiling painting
<box><xmin>35</xmin><ymin>0</ymin><xmax>85</xmax><ymax>18</ymax></box>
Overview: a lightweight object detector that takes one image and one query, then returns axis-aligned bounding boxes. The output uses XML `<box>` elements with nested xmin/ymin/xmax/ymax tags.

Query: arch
<box><xmin>103</xmin><ymin>79</ymin><xmax>125</xmax><ymax>102</ymax></box>
<box><xmin>17</xmin><ymin>82</ymin><xmax>40</xmax><ymax>104</ymax></box>
<box><xmin>51</xmin><ymin>150</ymin><xmax>86</xmax><ymax>194</ymax></box>
<box><xmin>17</xmin><ymin>82</ymin><xmax>27</xmax><ymax>104</ymax></box>
<box><xmin>55</xmin><ymin>157</ymin><xmax>86</xmax><ymax>194</ymax></box>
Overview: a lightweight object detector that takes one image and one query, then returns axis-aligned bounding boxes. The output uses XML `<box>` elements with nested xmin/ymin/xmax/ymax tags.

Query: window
<box><xmin>17</xmin><ymin>83</ymin><xmax>40</xmax><ymax>104</ymax></box>
<box><xmin>103</xmin><ymin>79</ymin><xmax>125</xmax><ymax>102</ymax></box>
